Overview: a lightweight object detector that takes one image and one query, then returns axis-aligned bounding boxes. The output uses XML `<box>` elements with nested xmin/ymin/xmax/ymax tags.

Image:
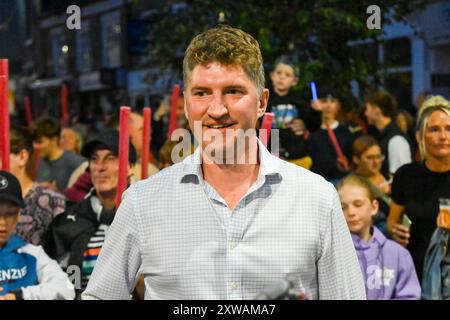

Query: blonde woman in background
<box><xmin>387</xmin><ymin>95</ymin><xmax>450</xmax><ymax>285</ymax></box>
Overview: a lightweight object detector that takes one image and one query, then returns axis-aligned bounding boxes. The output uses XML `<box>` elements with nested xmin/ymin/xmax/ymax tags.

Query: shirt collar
<box><xmin>320</xmin><ymin>120</ymin><xmax>339</xmax><ymax>130</ymax></box>
<box><xmin>180</xmin><ymin>138</ymin><xmax>281</xmax><ymax>184</ymax></box>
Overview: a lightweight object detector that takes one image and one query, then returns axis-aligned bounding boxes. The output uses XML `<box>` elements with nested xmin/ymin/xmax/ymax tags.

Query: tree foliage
<box><xmin>148</xmin><ymin>0</ymin><xmax>427</xmax><ymax>97</ymax></box>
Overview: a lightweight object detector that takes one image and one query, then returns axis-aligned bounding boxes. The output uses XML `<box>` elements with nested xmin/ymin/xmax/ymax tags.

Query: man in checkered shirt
<box><xmin>82</xmin><ymin>25</ymin><xmax>366</xmax><ymax>300</ymax></box>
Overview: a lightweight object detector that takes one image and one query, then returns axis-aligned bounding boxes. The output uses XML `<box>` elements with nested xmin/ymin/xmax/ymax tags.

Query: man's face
<box><xmin>129</xmin><ymin>113</ymin><xmax>144</xmax><ymax>158</ymax></box>
<box><xmin>0</xmin><ymin>203</ymin><xmax>20</xmax><ymax>248</ymax></box>
<box><xmin>184</xmin><ymin>62</ymin><xmax>268</xmax><ymax>157</ymax></box>
<box><xmin>364</xmin><ymin>103</ymin><xmax>379</xmax><ymax>125</ymax></box>
<box><xmin>89</xmin><ymin>149</ymin><xmax>120</xmax><ymax>194</ymax></box>
<box><xmin>33</xmin><ymin>136</ymin><xmax>57</xmax><ymax>158</ymax></box>
<box><xmin>60</xmin><ymin>128</ymin><xmax>78</xmax><ymax>153</ymax></box>
<box><xmin>270</xmin><ymin>63</ymin><xmax>298</xmax><ymax>95</ymax></box>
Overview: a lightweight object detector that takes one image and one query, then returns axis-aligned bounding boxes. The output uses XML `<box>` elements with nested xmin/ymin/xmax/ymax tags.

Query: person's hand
<box><xmin>310</xmin><ymin>100</ymin><xmax>322</xmax><ymax>111</ymax></box>
<box><xmin>0</xmin><ymin>287</ymin><xmax>17</xmax><ymax>300</ymax></box>
<box><xmin>154</xmin><ymin>103</ymin><xmax>170</xmax><ymax>121</ymax></box>
<box><xmin>391</xmin><ymin>223</ymin><xmax>410</xmax><ymax>247</ymax></box>
<box><xmin>289</xmin><ymin>119</ymin><xmax>306</xmax><ymax>136</ymax></box>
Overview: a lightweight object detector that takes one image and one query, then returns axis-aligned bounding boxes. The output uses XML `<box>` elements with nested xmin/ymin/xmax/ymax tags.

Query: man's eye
<box><xmin>227</xmin><ymin>89</ymin><xmax>243</xmax><ymax>95</ymax></box>
<box><xmin>193</xmin><ymin>91</ymin><xmax>207</xmax><ymax>96</ymax></box>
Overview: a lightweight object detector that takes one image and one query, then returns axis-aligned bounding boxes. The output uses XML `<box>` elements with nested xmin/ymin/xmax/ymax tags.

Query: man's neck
<box><xmin>375</xmin><ymin>116</ymin><xmax>391</xmax><ymax>132</ymax></box>
<box><xmin>273</xmin><ymin>87</ymin><xmax>289</xmax><ymax>96</ymax></box>
<box><xmin>96</xmin><ymin>190</ymin><xmax>117</xmax><ymax>210</ymax></box>
<box><xmin>48</xmin><ymin>147</ymin><xmax>64</xmax><ymax>161</ymax></box>
<box><xmin>201</xmin><ymin>145</ymin><xmax>260</xmax><ymax>210</ymax></box>
<box><xmin>425</xmin><ymin>156</ymin><xmax>450</xmax><ymax>173</ymax></box>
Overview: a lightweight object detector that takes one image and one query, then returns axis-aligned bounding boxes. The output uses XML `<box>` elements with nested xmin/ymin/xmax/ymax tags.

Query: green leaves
<box><xmin>149</xmin><ymin>0</ymin><xmax>426</xmax><ymax>95</ymax></box>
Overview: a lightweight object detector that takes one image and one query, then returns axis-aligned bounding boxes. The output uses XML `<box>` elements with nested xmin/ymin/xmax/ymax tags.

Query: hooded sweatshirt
<box><xmin>0</xmin><ymin>234</ymin><xmax>75</xmax><ymax>300</ymax></box>
<box><xmin>352</xmin><ymin>226</ymin><xmax>421</xmax><ymax>300</ymax></box>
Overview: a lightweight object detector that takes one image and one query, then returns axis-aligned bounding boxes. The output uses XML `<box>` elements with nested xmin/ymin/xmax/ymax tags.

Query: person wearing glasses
<box><xmin>351</xmin><ymin>135</ymin><xmax>393</xmax><ymax>235</ymax></box>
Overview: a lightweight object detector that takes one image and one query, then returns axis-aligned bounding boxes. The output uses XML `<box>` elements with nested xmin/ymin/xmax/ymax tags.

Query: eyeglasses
<box><xmin>363</xmin><ymin>154</ymin><xmax>385</xmax><ymax>162</ymax></box>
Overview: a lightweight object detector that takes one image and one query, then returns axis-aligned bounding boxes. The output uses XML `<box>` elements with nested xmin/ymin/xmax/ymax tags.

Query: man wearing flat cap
<box><xmin>44</xmin><ymin>130</ymin><xmax>136</xmax><ymax>298</ymax></box>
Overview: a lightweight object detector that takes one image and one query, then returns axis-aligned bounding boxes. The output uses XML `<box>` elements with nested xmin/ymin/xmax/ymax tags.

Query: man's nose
<box><xmin>207</xmin><ymin>94</ymin><xmax>228</xmax><ymax>120</ymax></box>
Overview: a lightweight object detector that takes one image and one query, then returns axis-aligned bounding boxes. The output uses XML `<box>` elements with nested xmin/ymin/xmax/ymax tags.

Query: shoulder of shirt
<box><xmin>32</xmin><ymin>184</ymin><xmax>66</xmax><ymax>199</ymax></box>
<box><xmin>62</xmin><ymin>150</ymin><xmax>86</xmax><ymax>163</ymax></box>
<box><xmin>383</xmin><ymin>238</ymin><xmax>413</xmax><ymax>259</ymax></box>
<box><xmin>336</xmin><ymin>124</ymin><xmax>353</xmax><ymax>134</ymax></box>
<box><xmin>274</xmin><ymin>154</ymin><xmax>333</xmax><ymax>188</ymax></box>
<box><xmin>129</xmin><ymin>162</ymin><xmax>184</xmax><ymax>193</ymax></box>
<box><xmin>388</xmin><ymin>134</ymin><xmax>409</xmax><ymax>145</ymax></box>
<box><xmin>17</xmin><ymin>243</ymin><xmax>46</xmax><ymax>259</ymax></box>
<box><xmin>394</xmin><ymin>162</ymin><xmax>422</xmax><ymax>177</ymax></box>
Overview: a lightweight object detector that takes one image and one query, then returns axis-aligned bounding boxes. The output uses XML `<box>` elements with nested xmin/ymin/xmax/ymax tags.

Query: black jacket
<box><xmin>44</xmin><ymin>190</ymin><xmax>115</xmax><ymax>270</ymax></box>
<box><xmin>376</xmin><ymin>121</ymin><xmax>412</xmax><ymax>176</ymax></box>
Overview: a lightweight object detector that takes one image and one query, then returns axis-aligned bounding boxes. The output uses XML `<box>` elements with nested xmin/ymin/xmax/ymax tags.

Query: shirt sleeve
<box><xmin>82</xmin><ymin>186</ymin><xmax>142</xmax><ymax>300</ymax></box>
<box><xmin>317</xmin><ymin>184</ymin><xmax>367</xmax><ymax>300</ymax></box>
<box><xmin>21</xmin><ymin>245</ymin><xmax>75</xmax><ymax>300</ymax></box>
<box><xmin>391</xmin><ymin>166</ymin><xmax>406</xmax><ymax>205</ymax></box>
<box><xmin>388</xmin><ymin>136</ymin><xmax>412</xmax><ymax>174</ymax></box>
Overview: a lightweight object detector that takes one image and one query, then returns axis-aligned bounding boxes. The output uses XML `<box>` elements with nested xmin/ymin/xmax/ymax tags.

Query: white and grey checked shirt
<box><xmin>83</xmin><ymin>140</ymin><xmax>366</xmax><ymax>300</ymax></box>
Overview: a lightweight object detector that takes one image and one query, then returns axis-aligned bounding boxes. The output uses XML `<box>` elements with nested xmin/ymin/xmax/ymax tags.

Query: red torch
<box><xmin>141</xmin><ymin>107</ymin><xmax>152</xmax><ymax>180</ymax></box>
<box><xmin>167</xmin><ymin>84</ymin><xmax>180</xmax><ymax>140</ymax></box>
<box><xmin>116</xmin><ymin>106</ymin><xmax>131</xmax><ymax>207</ymax></box>
<box><xmin>0</xmin><ymin>59</ymin><xmax>10</xmax><ymax>171</ymax></box>
<box><xmin>61</xmin><ymin>83</ymin><xmax>69</xmax><ymax>128</ymax></box>
<box><xmin>25</xmin><ymin>96</ymin><xmax>33</xmax><ymax>127</ymax></box>
<box><xmin>260</xmin><ymin>112</ymin><xmax>274</xmax><ymax>148</ymax></box>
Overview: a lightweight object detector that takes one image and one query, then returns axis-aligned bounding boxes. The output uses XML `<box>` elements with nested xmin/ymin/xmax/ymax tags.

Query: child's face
<box><xmin>270</xmin><ymin>63</ymin><xmax>298</xmax><ymax>94</ymax></box>
<box><xmin>338</xmin><ymin>184</ymin><xmax>378</xmax><ymax>238</ymax></box>
<box><xmin>317</xmin><ymin>98</ymin><xmax>340</xmax><ymax>120</ymax></box>
<box><xmin>0</xmin><ymin>203</ymin><xmax>20</xmax><ymax>248</ymax></box>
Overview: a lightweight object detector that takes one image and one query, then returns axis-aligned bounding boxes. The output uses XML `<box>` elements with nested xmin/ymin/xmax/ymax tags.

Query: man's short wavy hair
<box><xmin>183</xmin><ymin>25</ymin><xmax>265</xmax><ymax>95</ymax></box>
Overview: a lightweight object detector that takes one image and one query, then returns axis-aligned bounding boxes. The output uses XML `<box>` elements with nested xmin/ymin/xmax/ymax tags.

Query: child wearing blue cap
<box><xmin>0</xmin><ymin>171</ymin><xmax>75</xmax><ymax>300</ymax></box>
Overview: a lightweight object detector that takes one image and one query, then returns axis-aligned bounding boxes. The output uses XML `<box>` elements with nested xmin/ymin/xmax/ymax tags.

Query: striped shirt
<box><xmin>81</xmin><ymin>224</ymin><xmax>108</xmax><ymax>290</ymax></box>
<box><xmin>83</xmin><ymin>140</ymin><xmax>366</xmax><ymax>300</ymax></box>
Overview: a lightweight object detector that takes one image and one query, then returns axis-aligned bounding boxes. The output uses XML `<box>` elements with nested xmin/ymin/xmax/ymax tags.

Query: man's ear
<box><xmin>352</xmin><ymin>155</ymin><xmax>360</xmax><ymax>166</ymax></box>
<box><xmin>292</xmin><ymin>76</ymin><xmax>299</xmax><ymax>86</ymax></box>
<box><xmin>257</xmin><ymin>88</ymin><xmax>269</xmax><ymax>119</ymax></box>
